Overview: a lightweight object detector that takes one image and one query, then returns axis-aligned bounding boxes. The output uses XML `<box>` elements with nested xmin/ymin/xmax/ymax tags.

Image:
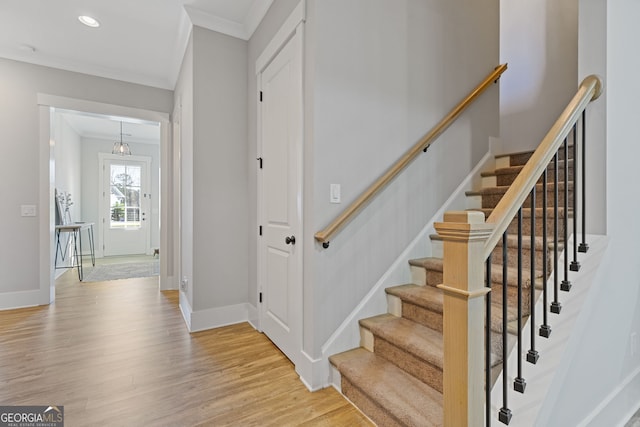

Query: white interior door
<box><xmin>101</xmin><ymin>155</ymin><xmax>151</xmax><ymax>256</ymax></box>
<box><xmin>258</xmin><ymin>27</ymin><xmax>303</xmax><ymax>365</ymax></box>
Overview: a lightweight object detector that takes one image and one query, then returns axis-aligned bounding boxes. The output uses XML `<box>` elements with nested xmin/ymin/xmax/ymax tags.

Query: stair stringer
<box><xmin>321</xmin><ymin>148</ymin><xmax>496</xmax><ymax>390</ymax></box>
<box><xmin>490</xmin><ymin>234</ymin><xmax>609</xmax><ymax>426</ymax></box>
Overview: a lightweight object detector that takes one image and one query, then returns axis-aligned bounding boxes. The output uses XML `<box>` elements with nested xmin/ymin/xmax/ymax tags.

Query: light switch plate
<box><xmin>21</xmin><ymin>204</ymin><xmax>37</xmax><ymax>217</ymax></box>
<box><xmin>330</xmin><ymin>184</ymin><xmax>341</xmax><ymax>204</ymax></box>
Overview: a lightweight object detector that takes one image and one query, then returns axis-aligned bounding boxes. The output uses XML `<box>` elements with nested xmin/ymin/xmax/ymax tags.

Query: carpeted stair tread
<box><xmin>495</xmin><ymin>149</ymin><xmax>535</xmax><ymax>166</ymax></box>
<box><xmin>360</xmin><ymin>314</ymin><xmax>443</xmax><ymax>370</ymax></box>
<box><xmin>385</xmin><ymin>283</ymin><xmax>443</xmax><ymax>314</ymax></box>
<box><xmin>474</xmin><ymin>206</ymin><xmax>572</xmax><ymax>219</ymax></box>
<box><xmin>408</xmin><ymin>257</ymin><xmax>443</xmax><ymax>273</ymax></box>
<box><xmin>430</xmin><ymin>232</ymin><xmax>551</xmax><ymax>251</ymax></box>
<box><xmin>330</xmin><ymin>348</ymin><xmax>443</xmax><ymax>427</ymax></box>
<box><xmin>481</xmin><ymin>158</ymin><xmax>574</xmax><ymax>178</ymax></box>
<box><xmin>409</xmin><ymin>257</ymin><xmax>539</xmax><ymax>289</ymax></box>
<box><xmin>466</xmin><ymin>180</ymin><xmax>573</xmax><ymax>197</ymax></box>
<box><xmin>468</xmin><ymin>207</ymin><xmax>571</xmax><ymax>237</ymax></box>
<box><xmin>384</xmin><ymin>283</ymin><xmax>517</xmax><ymax>333</ymax></box>
<box><xmin>490</xmin><ymin>300</ymin><xmax>519</xmax><ymax>333</ymax></box>
<box><xmin>495</xmin><ymin>145</ymin><xmax>573</xmax><ymax>167</ymax></box>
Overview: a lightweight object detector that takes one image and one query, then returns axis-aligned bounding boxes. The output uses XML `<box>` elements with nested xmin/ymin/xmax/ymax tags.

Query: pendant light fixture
<box><xmin>112</xmin><ymin>121</ymin><xmax>132</xmax><ymax>156</ymax></box>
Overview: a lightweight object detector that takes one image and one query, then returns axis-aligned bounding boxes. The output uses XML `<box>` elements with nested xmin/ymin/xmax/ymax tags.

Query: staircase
<box><xmin>330</xmin><ymin>148</ymin><xmax>574</xmax><ymax>426</ymax></box>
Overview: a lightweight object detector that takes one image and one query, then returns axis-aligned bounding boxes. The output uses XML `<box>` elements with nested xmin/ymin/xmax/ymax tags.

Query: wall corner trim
<box><xmin>297</xmin><ymin>350</ymin><xmax>324</xmax><ymax>392</ymax></box>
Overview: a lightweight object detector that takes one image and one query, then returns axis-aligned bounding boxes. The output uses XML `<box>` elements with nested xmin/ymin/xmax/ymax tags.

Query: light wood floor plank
<box><xmin>0</xmin><ymin>270</ymin><xmax>372</xmax><ymax>426</ymax></box>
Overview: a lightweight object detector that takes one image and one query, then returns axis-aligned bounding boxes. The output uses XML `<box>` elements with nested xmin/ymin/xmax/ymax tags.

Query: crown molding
<box><xmin>184</xmin><ymin>0</ymin><xmax>273</xmax><ymax>41</ymax></box>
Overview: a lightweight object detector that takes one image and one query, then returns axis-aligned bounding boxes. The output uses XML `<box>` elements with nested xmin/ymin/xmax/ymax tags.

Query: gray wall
<box><xmin>0</xmin><ymin>58</ymin><xmax>171</xmax><ymax>298</ymax></box>
<box><xmin>500</xmin><ymin>0</ymin><xmax>579</xmax><ymax>153</ymax></box>
<box><xmin>176</xmin><ymin>26</ymin><xmax>249</xmax><ymax>314</ymax></box>
<box><xmin>192</xmin><ymin>26</ymin><xmax>249</xmax><ymax>311</ymax></box>
<box><xmin>304</xmin><ymin>0</ymin><xmax>500</xmax><ymax>357</ymax></box>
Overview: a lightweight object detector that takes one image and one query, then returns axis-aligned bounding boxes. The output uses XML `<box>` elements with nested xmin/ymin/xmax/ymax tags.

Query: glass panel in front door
<box><xmin>110</xmin><ymin>163</ymin><xmax>142</xmax><ymax>229</ymax></box>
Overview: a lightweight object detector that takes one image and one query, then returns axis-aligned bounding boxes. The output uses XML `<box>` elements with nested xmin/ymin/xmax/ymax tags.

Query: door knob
<box><xmin>285</xmin><ymin>235</ymin><xmax>296</xmax><ymax>245</ymax></box>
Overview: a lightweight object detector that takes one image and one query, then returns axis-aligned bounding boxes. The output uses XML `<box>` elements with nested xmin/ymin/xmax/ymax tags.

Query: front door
<box><xmin>258</xmin><ymin>27</ymin><xmax>303</xmax><ymax>365</ymax></box>
<box><xmin>101</xmin><ymin>155</ymin><xmax>151</xmax><ymax>256</ymax></box>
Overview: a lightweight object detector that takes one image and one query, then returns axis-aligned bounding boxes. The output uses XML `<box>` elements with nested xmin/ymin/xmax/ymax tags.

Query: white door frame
<box><xmin>38</xmin><ymin>94</ymin><xmax>177</xmax><ymax>305</ymax></box>
<box><xmin>99</xmin><ymin>153</ymin><xmax>152</xmax><ymax>257</ymax></box>
<box><xmin>256</xmin><ymin>3</ymin><xmax>305</xmax><ymax>353</ymax></box>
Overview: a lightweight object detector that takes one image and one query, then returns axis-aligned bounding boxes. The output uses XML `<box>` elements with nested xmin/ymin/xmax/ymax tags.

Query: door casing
<box><xmin>99</xmin><ymin>153</ymin><xmax>152</xmax><ymax>257</ymax></box>
<box><xmin>256</xmin><ymin>22</ymin><xmax>305</xmax><ymax>366</ymax></box>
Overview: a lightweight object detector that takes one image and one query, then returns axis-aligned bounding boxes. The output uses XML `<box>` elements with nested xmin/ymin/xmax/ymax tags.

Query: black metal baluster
<box><xmin>514</xmin><ymin>209</ymin><xmax>526</xmax><ymax>393</ymax></box>
<box><xmin>571</xmin><ymin>123</ymin><xmax>580</xmax><ymax>272</ymax></box>
<box><xmin>528</xmin><ymin>187</ymin><xmax>540</xmax><ymax>363</ymax></box>
<box><xmin>540</xmin><ymin>168</ymin><xmax>552</xmax><ymax>337</ymax></box>
<box><xmin>579</xmin><ymin>110</ymin><xmax>589</xmax><ymax>253</ymax></box>
<box><xmin>551</xmin><ymin>153</ymin><xmax>562</xmax><ymax>314</ymax></box>
<box><xmin>499</xmin><ymin>232</ymin><xmax>512</xmax><ymax>425</ymax></box>
<box><xmin>486</xmin><ymin>256</ymin><xmax>492</xmax><ymax>427</ymax></box>
<box><xmin>561</xmin><ymin>138</ymin><xmax>572</xmax><ymax>292</ymax></box>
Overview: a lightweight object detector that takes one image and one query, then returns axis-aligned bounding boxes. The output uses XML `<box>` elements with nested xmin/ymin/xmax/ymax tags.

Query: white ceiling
<box><xmin>1</xmin><ymin>1</ymin><xmax>273</xmax><ymax>143</ymax></box>
<box><xmin>61</xmin><ymin>112</ymin><xmax>161</xmax><ymax>145</ymax></box>
<box><xmin>0</xmin><ymin>0</ymin><xmax>274</xmax><ymax>90</ymax></box>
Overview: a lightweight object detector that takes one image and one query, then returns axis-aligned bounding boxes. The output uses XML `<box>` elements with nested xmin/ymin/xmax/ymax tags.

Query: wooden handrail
<box><xmin>315</xmin><ymin>64</ymin><xmax>508</xmax><ymax>248</ymax></box>
<box><xmin>482</xmin><ymin>75</ymin><xmax>603</xmax><ymax>258</ymax></box>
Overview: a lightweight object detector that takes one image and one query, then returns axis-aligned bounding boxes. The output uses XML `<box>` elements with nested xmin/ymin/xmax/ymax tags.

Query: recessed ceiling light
<box><xmin>78</xmin><ymin>15</ymin><xmax>100</xmax><ymax>28</ymax></box>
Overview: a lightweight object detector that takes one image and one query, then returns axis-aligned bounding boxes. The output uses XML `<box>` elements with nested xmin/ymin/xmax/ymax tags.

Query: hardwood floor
<box><xmin>0</xmin><ymin>270</ymin><xmax>372</xmax><ymax>426</ymax></box>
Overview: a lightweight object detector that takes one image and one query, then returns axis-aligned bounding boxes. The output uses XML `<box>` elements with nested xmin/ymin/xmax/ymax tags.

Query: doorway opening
<box><xmin>52</xmin><ymin>109</ymin><xmax>161</xmax><ymax>284</ymax></box>
<box><xmin>39</xmin><ymin>94</ymin><xmax>176</xmax><ymax>304</ymax></box>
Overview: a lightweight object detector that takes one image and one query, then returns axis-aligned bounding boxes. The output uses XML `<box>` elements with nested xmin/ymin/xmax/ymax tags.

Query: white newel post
<box><xmin>434</xmin><ymin>211</ymin><xmax>493</xmax><ymax>427</ymax></box>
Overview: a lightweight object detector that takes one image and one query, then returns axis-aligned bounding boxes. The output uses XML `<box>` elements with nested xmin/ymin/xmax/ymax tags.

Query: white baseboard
<box><xmin>189</xmin><ymin>303</ymin><xmax>251</xmax><ymax>332</ymax></box>
<box><xmin>580</xmin><ymin>365</ymin><xmax>640</xmax><ymax>427</ymax></box>
<box><xmin>247</xmin><ymin>303</ymin><xmax>258</xmax><ymax>330</ymax></box>
<box><xmin>178</xmin><ymin>295</ymin><xmax>253</xmax><ymax>333</ymax></box>
<box><xmin>297</xmin><ymin>350</ymin><xmax>324</xmax><ymax>391</ymax></box>
<box><xmin>319</xmin><ymin>147</ymin><xmax>496</xmax><ymax>389</ymax></box>
<box><xmin>178</xmin><ymin>293</ymin><xmax>193</xmax><ymax>330</ymax></box>
<box><xmin>0</xmin><ymin>289</ymin><xmax>42</xmax><ymax>311</ymax></box>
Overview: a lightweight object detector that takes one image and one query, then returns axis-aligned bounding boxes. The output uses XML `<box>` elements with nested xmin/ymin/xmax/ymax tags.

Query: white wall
<box><xmin>53</xmin><ymin>114</ymin><xmax>82</xmax><ymax>272</ymax></box>
<box><xmin>500</xmin><ymin>0</ymin><xmax>578</xmax><ymax>153</ymax></box>
<box><xmin>81</xmin><ymin>137</ymin><xmax>160</xmax><ymax>257</ymax></box>
<box><xmin>54</xmin><ymin>115</ymin><xmax>82</xmax><ymax>222</ymax></box>
<box><xmin>0</xmin><ymin>58</ymin><xmax>171</xmax><ymax>306</ymax></box>
<box><xmin>305</xmin><ymin>0</ymin><xmax>500</xmax><ymax>357</ymax></box>
<box><xmin>535</xmin><ymin>1</ymin><xmax>640</xmax><ymax>424</ymax></box>
<box><xmin>578</xmin><ymin>0</ymin><xmax>607</xmax><ymax>235</ymax></box>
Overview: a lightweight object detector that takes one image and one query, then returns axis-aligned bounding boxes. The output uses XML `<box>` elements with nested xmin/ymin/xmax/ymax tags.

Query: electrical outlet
<box><xmin>21</xmin><ymin>204</ymin><xmax>37</xmax><ymax>217</ymax></box>
<box><xmin>631</xmin><ymin>332</ymin><xmax>638</xmax><ymax>356</ymax></box>
<box><xmin>180</xmin><ymin>276</ymin><xmax>188</xmax><ymax>292</ymax></box>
